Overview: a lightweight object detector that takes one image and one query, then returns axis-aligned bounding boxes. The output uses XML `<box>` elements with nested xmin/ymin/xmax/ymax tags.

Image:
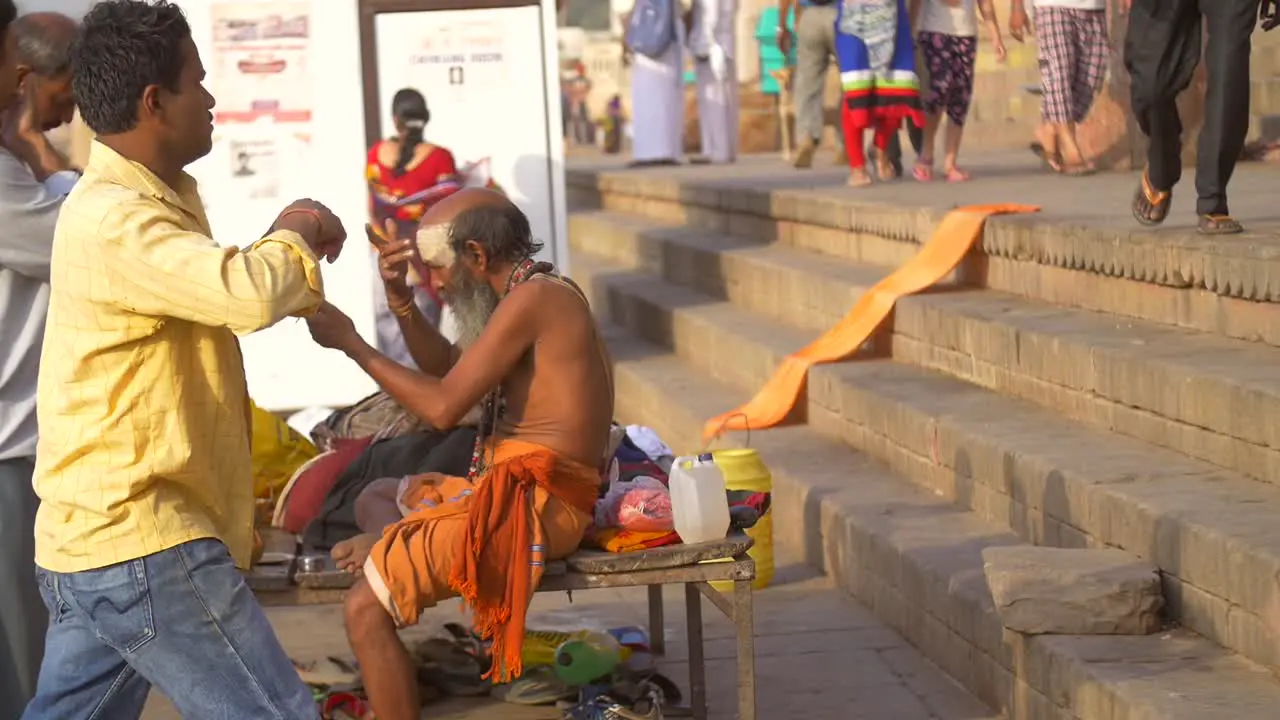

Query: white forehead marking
<box><xmin>415</xmin><ymin>223</ymin><xmax>456</xmax><ymax>267</ymax></box>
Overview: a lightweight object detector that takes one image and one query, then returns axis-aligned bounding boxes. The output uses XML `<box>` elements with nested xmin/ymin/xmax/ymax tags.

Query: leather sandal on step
<box><xmin>1198</xmin><ymin>214</ymin><xmax>1244</xmax><ymax>235</ymax></box>
<box><xmin>1132</xmin><ymin>171</ymin><xmax>1171</xmax><ymax>226</ymax></box>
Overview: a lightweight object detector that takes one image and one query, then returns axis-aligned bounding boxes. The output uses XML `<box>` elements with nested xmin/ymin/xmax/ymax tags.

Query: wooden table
<box><xmin>246</xmin><ymin>535</ymin><xmax>758</xmax><ymax>720</ymax></box>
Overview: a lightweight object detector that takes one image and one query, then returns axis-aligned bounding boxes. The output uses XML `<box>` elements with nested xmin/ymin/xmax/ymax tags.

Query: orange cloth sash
<box><xmin>703</xmin><ymin>204</ymin><xmax>1040</xmax><ymax>441</ymax></box>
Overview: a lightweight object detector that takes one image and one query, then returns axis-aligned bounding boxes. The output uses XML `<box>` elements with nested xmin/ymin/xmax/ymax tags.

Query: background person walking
<box><xmin>1126</xmin><ymin>0</ymin><xmax>1278</xmax><ymax>234</ymax></box>
<box><xmin>912</xmin><ymin>0</ymin><xmax>1006</xmax><ymax>183</ymax></box>
<box><xmin>1014</xmin><ymin>0</ymin><xmax>1108</xmax><ymax>175</ymax></box>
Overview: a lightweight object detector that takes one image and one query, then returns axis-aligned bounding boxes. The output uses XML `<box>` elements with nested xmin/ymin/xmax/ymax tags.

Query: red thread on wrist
<box><xmin>278</xmin><ymin>208</ymin><xmax>323</xmax><ymax>228</ymax></box>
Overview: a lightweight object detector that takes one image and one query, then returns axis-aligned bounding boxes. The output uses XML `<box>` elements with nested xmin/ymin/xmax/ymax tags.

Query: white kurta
<box><xmin>629</xmin><ymin>11</ymin><xmax>686</xmax><ymax>162</ymax></box>
<box><xmin>689</xmin><ymin>0</ymin><xmax>739</xmax><ymax>163</ymax></box>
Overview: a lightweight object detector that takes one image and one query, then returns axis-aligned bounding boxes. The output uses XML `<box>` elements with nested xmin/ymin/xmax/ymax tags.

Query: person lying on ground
<box><xmin>304</xmin><ymin>187</ymin><xmax>615</xmax><ymax>720</ymax></box>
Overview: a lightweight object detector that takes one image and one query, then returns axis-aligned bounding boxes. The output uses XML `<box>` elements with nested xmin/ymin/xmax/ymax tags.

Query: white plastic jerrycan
<box><xmin>668</xmin><ymin>453</ymin><xmax>731</xmax><ymax>545</ymax></box>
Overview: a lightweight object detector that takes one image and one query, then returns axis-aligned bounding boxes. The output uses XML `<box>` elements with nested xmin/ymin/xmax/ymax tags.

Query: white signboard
<box><xmin>373</xmin><ymin>4</ymin><xmax>567</xmax><ymax>268</ymax></box>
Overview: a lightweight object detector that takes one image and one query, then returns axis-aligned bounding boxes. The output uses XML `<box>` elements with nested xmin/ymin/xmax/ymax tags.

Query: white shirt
<box><xmin>0</xmin><ymin>152</ymin><xmax>77</xmax><ymax>461</ymax></box>
<box><xmin>1034</xmin><ymin>0</ymin><xmax>1105</xmax><ymax>9</ymax></box>
<box><xmin>917</xmin><ymin>0</ymin><xmax>978</xmax><ymax>37</ymax></box>
<box><xmin>688</xmin><ymin>0</ymin><xmax>737</xmax><ymax>58</ymax></box>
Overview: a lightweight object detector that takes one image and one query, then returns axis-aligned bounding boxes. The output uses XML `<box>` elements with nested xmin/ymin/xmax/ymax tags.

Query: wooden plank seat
<box><xmin>245</xmin><ymin>535</ymin><xmax>758</xmax><ymax>720</ymax></box>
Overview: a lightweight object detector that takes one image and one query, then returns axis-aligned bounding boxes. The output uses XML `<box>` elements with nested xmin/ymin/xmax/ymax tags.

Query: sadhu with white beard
<box><xmin>304</xmin><ymin>188</ymin><xmax>614</xmax><ymax>719</ymax></box>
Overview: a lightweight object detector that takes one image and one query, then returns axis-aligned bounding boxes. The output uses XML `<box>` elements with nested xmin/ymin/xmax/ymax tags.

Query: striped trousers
<box><xmin>1036</xmin><ymin>7</ymin><xmax>1108</xmax><ymax>124</ymax></box>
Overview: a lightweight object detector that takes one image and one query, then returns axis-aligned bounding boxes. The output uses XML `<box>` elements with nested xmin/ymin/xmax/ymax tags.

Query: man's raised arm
<box><xmin>310</xmin><ymin>280</ymin><xmax>547</xmax><ymax>430</ymax></box>
<box><xmin>96</xmin><ymin>200</ymin><xmax>344</xmax><ymax>334</ymax></box>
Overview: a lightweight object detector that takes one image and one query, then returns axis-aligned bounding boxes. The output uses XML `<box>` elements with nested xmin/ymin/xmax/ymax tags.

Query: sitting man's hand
<box><xmin>367</xmin><ymin>219</ymin><xmax>417</xmax><ymax>304</ymax></box>
<box><xmin>306</xmin><ymin>302</ymin><xmax>361</xmax><ymax>352</ymax></box>
<box><xmin>274</xmin><ymin>199</ymin><xmax>346</xmax><ymax>263</ymax></box>
<box><xmin>1263</xmin><ymin>0</ymin><xmax>1280</xmax><ymax>31</ymax></box>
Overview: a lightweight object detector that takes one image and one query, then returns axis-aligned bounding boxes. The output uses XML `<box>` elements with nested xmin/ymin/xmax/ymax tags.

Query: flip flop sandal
<box><xmin>1060</xmin><ymin>163</ymin><xmax>1097</xmax><ymax>177</ymax></box>
<box><xmin>1198</xmin><ymin>214</ymin><xmax>1244</xmax><ymax>235</ymax></box>
<box><xmin>944</xmin><ymin>167</ymin><xmax>970</xmax><ymax>183</ymax></box>
<box><xmin>847</xmin><ymin>169</ymin><xmax>873</xmax><ymax>187</ymax></box>
<box><xmin>294</xmin><ymin>656</ymin><xmax>361</xmax><ymax>688</ymax></box>
<box><xmin>491</xmin><ymin>666</ymin><xmax>576</xmax><ymax>706</ymax></box>
<box><xmin>912</xmin><ymin>163</ymin><xmax>934</xmax><ymax>182</ymax></box>
<box><xmin>1132</xmin><ymin>172</ymin><xmax>1171</xmax><ymax>226</ymax></box>
<box><xmin>1029</xmin><ymin>141</ymin><xmax>1062</xmax><ymax>173</ymax></box>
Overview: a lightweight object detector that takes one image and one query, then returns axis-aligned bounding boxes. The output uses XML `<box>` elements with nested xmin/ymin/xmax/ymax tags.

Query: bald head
<box><xmin>14</xmin><ymin>12</ymin><xmax>77</xmax><ymax>76</ymax></box>
<box><xmin>421</xmin><ymin>187</ymin><xmax>514</xmax><ymax>227</ymax></box>
<box><xmin>414</xmin><ymin>187</ymin><xmax>542</xmax><ymax>270</ymax></box>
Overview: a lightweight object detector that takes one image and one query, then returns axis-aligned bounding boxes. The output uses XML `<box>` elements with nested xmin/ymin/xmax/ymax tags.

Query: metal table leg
<box><xmin>734</xmin><ymin>579</ymin><xmax>756</xmax><ymax>720</ymax></box>
<box><xmin>686</xmin><ymin>583</ymin><xmax>707</xmax><ymax>720</ymax></box>
<box><xmin>648</xmin><ymin>584</ymin><xmax>665</xmax><ymax>655</ymax></box>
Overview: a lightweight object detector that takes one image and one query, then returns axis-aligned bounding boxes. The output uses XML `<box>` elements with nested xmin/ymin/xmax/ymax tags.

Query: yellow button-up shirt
<box><xmin>33</xmin><ymin>142</ymin><xmax>324</xmax><ymax>572</ymax></box>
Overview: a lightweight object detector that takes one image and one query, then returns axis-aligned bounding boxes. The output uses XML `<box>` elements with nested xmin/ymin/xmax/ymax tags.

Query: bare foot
<box><xmin>847</xmin><ymin>168</ymin><xmax>872</xmax><ymax>187</ymax></box>
<box><xmin>331</xmin><ymin>533</ymin><xmax>379</xmax><ymax>575</ymax></box>
<box><xmin>875</xmin><ymin>155</ymin><xmax>896</xmax><ymax>182</ymax></box>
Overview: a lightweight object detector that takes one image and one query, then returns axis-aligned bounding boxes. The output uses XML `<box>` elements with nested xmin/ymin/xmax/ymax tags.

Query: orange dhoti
<box><xmin>362</xmin><ymin>439</ymin><xmax>598</xmax><ymax>681</ymax></box>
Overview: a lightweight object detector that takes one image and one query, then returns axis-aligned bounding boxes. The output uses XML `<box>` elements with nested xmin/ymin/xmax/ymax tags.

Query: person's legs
<box><xmin>36</xmin><ymin>540</ymin><xmax>318</xmax><ymax>720</ymax></box>
<box><xmin>21</xmin><ymin>567</ymin><xmax>152</xmax><ymax>720</ymax></box>
<box><xmin>1069</xmin><ymin>9</ymin><xmax>1110</xmax><ymax>125</ymax></box>
<box><xmin>1125</xmin><ymin>0</ymin><xmax>1201</xmax><ymax>202</ymax></box>
<box><xmin>1195</xmin><ymin>0</ymin><xmax>1261</xmax><ymax>227</ymax></box>
<box><xmin>345</xmin><ymin>580</ymin><xmax>419</xmax><ymax>720</ymax></box>
<box><xmin>1035</xmin><ymin>6</ymin><xmax>1076</xmax><ymax>169</ymax></box>
<box><xmin>942</xmin><ymin>35</ymin><xmax>977</xmax><ymax>179</ymax></box>
<box><xmin>915</xmin><ymin>31</ymin><xmax>949</xmax><ymax>175</ymax></box>
<box><xmin>0</xmin><ymin>458</ymin><xmax>45</xmax><ymax>719</ymax></box>
<box><xmin>793</xmin><ymin>5</ymin><xmax>837</xmax><ymax>166</ymax></box>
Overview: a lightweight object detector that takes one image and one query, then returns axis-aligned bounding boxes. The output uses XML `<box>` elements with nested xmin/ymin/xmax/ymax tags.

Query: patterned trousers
<box><xmin>1036</xmin><ymin>7</ymin><xmax>1109</xmax><ymax>124</ymax></box>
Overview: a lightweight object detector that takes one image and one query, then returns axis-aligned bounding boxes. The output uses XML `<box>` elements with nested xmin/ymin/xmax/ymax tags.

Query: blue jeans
<box><xmin>22</xmin><ymin>539</ymin><xmax>318</xmax><ymax>720</ymax></box>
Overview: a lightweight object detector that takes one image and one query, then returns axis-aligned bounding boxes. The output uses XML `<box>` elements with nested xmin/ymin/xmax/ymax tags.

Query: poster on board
<box><xmin>210</xmin><ymin>1</ymin><xmax>313</xmax><ymax>124</ymax></box>
<box><xmin>226</xmin><ymin>137</ymin><xmax>280</xmax><ymax>200</ymax></box>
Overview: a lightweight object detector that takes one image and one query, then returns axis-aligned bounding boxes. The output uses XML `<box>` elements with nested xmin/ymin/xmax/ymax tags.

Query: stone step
<box><xmin>570</xmin><ymin>210</ymin><xmax>1280</xmax><ymax>485</ymax></box>
<box><xmin>570</xmin><ymin>246</ymin><xmax>1280</xmax><ymax>671</ymax></box>
<box><xmin>600</xmin><ymin>322</ymin><xmax>1280</xmax><ymax>720</ymax></box>
<box><xmin>567</xmin><ymin>163</ymin><xmax>1280</xmax><ymax>347</ymax></box>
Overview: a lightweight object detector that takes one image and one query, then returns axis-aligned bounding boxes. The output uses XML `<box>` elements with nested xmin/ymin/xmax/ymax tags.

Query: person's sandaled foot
<box><xmin>330</xmin><ymin>533</ymin><xmax>379</xmax><ymax>575</ymax></box>
<box><xmin>912</xmin><ymin>162</ymin><xmax>934</xmax><ymax>182</ymax></box>
<box><xmin>944</xmin><ymin>166</ymin><xmax>970</xmax><ymax>183</ymax></box>
<box><xmin>1132</xmin><ymin>172</ymin><xmax>1171</xmax><ymax>226</ymax></box>
<box><xmin>1029</xmin><ymin>141</ymin><xmax>1063</xmax><ymax>173</ymax></box>
<box><xmin>847</xmin><ymin>168</ymin><xmax>873</xmax><ymax>187</ymax></box>
<box><xmin>874</xmin><ymin>155</ymin><xmax>897</xmax><ymax>182</ymax></box>
<box><xmin>1060</xmin><ymin>159</ymin><xmax>1096</xmax><ymax>176</ymax></box>
<box><xmin>1198</xmin><ymin>214</ymin><xmax>1244</xmax><ymax>235</ymax></box>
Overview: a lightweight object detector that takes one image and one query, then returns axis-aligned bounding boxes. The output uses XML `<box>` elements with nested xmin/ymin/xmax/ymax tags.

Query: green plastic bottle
<box><xmin>553</xmin><ymin>631</ymin><xmax>623</xmax><ymax>686</ymax></box>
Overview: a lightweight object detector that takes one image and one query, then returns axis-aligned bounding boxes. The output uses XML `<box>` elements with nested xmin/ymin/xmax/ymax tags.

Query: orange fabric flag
<box><xmin>703</xmin><ymin>204</ymin><xmax>1040</xmax><ymax>442</ymax></box>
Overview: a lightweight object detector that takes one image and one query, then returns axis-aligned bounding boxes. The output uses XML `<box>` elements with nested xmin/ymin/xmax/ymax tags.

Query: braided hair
<box><xmin>390</xmin><ymin>88</ymin><xmax>429</xmax><ymax>177</ymax></box>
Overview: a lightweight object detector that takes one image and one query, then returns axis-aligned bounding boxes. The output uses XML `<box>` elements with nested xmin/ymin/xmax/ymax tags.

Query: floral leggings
<box><xmin>918</xmin><ymin>31</ymin><xmax>978</xmax><ymax>126</ymax></box>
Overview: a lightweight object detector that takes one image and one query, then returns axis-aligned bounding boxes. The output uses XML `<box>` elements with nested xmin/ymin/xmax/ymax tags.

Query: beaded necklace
<box><xmin>467</xmin><ymin>257</ymin><xmax>555</xmax><ymax>479</ymax></box>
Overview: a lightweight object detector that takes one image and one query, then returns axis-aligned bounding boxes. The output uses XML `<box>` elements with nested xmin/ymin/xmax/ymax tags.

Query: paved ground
<box><xmin>572</xmin><ymin>150</ymin><xmax>1280</xmax><ymax>243</ymax></box>
<box><xmin>141</xmin><ymin>548</ymin><xmax>996</xmax><ymax>719</ymax></box>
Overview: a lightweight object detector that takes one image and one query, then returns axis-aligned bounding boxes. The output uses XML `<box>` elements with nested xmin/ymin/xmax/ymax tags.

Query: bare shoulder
<box><xmin>503</xmin><ymin>274</ymin><xmax>593</xmax><ymax>326</ymax></box>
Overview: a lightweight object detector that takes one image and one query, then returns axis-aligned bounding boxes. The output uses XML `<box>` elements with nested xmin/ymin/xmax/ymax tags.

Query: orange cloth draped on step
<box><xmin>703</xmin><ymin>204</ymin><xmax>1040</xmax><ymax>441</ymax></box>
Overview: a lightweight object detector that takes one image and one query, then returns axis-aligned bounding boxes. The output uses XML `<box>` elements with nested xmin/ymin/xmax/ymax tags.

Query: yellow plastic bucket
<box><xmin>709</xmin><ymin>448</ymin><xmax>773</xmax><ymax>591</ymax></box>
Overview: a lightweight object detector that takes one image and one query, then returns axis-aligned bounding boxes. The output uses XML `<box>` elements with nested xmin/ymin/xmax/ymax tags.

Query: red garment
<box><xmin>366</xmin><ymin>141</ymin><xmax>458</xmax><ymax>225</ymax></box>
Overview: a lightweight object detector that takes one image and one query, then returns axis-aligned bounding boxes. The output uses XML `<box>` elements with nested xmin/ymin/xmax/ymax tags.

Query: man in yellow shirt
<box><xmin>22</xmin><ymin>2</ymin><xmax>345</xmax><ymax>718</ymax></box>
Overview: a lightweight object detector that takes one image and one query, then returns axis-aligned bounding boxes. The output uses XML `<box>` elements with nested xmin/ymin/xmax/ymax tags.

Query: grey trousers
<box><xmin>0</xmin><ymin>457</ymin><xmax>44</xmax><ymax>719</ymax></box>
<box><xmin>793</xmin><ymin>4</ymin><xmax>838</xmax><ymax>143</ymax></box>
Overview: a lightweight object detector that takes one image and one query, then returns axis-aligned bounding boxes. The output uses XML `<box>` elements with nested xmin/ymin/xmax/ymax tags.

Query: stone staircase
<box><xmin>565</xmin><ymin>166</ymin><xmax>1280</xmax><ymax>718</ymax></box>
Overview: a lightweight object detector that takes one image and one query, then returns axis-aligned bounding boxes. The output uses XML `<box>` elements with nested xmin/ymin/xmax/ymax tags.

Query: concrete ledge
<box><xmin>566</xmin><ymin>161</ymin><xmax>1280</xmax><ymax>317</ymax></box>
<box><xmin>603</xmin><ymin>327</ymin><xmax>1280</xmax><ymax>720</ymax></box>
<box><xmin>570</xmin><ymin>246</ymin><xmax>1280</xmax><ymax>671</ymax></box>
<box><xmin>569</xmin><ymin>210</ymin><xmax>1280</xmax><ymax>484</ymax></box>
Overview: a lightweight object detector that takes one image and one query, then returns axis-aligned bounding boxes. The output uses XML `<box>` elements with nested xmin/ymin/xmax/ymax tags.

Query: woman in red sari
<box><xmin>366</xmin><ymin>88</ymin><xmax>460</xmax><ymax>367</ymax></box>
